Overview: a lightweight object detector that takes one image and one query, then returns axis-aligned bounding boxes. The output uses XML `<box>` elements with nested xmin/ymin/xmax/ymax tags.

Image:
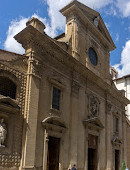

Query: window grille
<box><xmin>0</xmin><ymin>77</ymin><xmax>16</xmax><ymax>99</ymax></box>
<box><xmin>52</xmin><ymin>87</ymin><xmax>61</xmax><ymax>110</ymax></box>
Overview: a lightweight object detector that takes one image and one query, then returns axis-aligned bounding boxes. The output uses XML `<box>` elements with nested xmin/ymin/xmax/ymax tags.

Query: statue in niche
<box><xmin>0</xmin><ymin>118</ymin><xmax>7</xmax><ymax>147</ymax></box>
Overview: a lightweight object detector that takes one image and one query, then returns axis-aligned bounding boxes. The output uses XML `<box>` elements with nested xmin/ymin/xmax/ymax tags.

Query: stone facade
<box><xmin>0</xmin><ymin>1</ymin><xmax>129</xmax><ymax>170</ymax></box>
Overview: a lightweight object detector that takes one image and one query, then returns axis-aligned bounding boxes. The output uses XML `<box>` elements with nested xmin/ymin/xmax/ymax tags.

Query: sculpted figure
<box><xmin>94</xmin><ymin>16</ymin><xmax>99</xmax><ymax>27</ymax></box>
<box><xmin>0</xmin><ymin>118</ymin><xmax>7</xmax><ymax>147</ymax></box>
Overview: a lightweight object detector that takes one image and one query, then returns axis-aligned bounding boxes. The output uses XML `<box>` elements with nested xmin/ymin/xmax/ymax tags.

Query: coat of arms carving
<box><xmin>88</xmin><ymin>94</ymin><xmax>100</xmax><ymax>117</ymax></box>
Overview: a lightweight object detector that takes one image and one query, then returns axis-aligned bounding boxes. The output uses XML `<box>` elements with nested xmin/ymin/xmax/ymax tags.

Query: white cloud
<box><xmin>45</xmin><ymin>0</ymin><xmax>113</xmax><ymax>37</ymax></box>
<box><xmin>4</xmin><ymin>14</ymin><xmax>55</xmax><ymax>54</ymax></box>
<box><xmin>105</xmin><ymin>4</ymin><xmax>118</xmax><ymax>16</ymax></box>
<box><xmin>105</xmin><ymin>22</ymin><xmax>110</xmax><ymax>30</ymax></box>
<box><xmin>116</xmin><ymin>0</ymin><xmax>130</xmax><ymax>17</ymax></box>
<box><xmin>4</xmin><ymin>0</ymin><xmax>130</xmax><ymax>55</ymax></box>
<box><xmin>113</xmin><ymin>40</ymin><xmax>130</xmax><ymax>77</ymax></box>
<box><xmin>4</xmin><ymin>0</ymin><xmax>113</xmax><ymax>54</ymax></box>
<box><xmin>4</xmin><ymin>18</ymin><xmax>28</xmax><ymax>54</ymax></box>
<box><xmin>128</xmin><ymin>26</ymin><xmax>130</xmax><ymax>32</ymax></box>
<box><xmin>115</xmin><ymin>33</ymin><xmax>119</xmax><ymax>42</ymax></box>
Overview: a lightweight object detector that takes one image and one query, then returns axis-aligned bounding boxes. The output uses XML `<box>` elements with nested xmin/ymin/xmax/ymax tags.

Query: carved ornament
<box><xmin>29</xmin><ymin>57</ymin><xmax>42</xmax><ymax>78</ymax></box>
<box><xmin>0</xmin><ymin>118</ymin><xmax>7</xmax><ymax>147</ymax></box>
<box><xmin>88</xmin><ymin>94</ymin><xmax>100</xmax><ymax>117</ymax></box>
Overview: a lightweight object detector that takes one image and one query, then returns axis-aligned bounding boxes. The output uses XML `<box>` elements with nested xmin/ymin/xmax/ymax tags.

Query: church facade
<box><xmin>0</xmin><ymin>1</ymin><xmax>129</xmax><ymax>170</ymax></box>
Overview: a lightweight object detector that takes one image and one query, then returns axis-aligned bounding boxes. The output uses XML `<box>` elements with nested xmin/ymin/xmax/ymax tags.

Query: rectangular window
<box><xmin>115</xmin><ymin>117</ymin><xmax>119</xmax><ymax>133</ymax></box>
<box><xmin>52</xmin><ymin>87</ymin><xmax>61</xmax><ymax>110</ymax></box>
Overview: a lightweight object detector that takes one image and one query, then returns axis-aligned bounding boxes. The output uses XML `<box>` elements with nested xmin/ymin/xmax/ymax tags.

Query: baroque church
<box><xmin>0</xmin><ymin>0</ymin><xmax>130</xmax><ymax>170</ymax></box>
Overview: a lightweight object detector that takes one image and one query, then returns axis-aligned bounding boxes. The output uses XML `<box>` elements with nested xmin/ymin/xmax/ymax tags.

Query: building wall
<box><xmin>127</xmin><ymin>122</ymin><xmax>130</xmax><ymax>168</ymax></box>
<box><xmin>114</xmin><ymin>77</ymin><xmax>130</xmax><ymax>119</ymax></box>
<box><xmin>0</xmin><ymin>1</ymin><xmax>129</xmax><ymax>170</ymax></box>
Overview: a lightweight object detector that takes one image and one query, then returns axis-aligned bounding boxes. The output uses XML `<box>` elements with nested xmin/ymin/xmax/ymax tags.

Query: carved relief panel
<box><xmin>87</xmin><ymin>94</ymin><xmax>100</xmax><ymax>118</ymax></box>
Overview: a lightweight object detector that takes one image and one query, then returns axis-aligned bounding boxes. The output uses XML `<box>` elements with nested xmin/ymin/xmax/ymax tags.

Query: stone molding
<box><xmin>28</xmin><ymin>57</ymin><xmax>42</xmax><ymax>79</ymax></box>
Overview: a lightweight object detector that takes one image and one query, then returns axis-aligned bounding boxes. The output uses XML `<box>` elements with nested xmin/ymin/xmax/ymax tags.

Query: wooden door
<box><xmin>115</xmin><ymin>150</ymin><xmax>120</xmax><ymax>170</ymax></box>
<box><xmin>47</xmin><ymin>136</ymin><xmax>60</xmax><ymax>170</ymax></box>
<box><xmin>88</xmin><ymin>134</ymin><xmax>98</xmax><ymax>170</ymax></box>
<box><xmin>88</xmin><ymin>148</ymin><xmax>97</xmax><ymax>170</ymax></box>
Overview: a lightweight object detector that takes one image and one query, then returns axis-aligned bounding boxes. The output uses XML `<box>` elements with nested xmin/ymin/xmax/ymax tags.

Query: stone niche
<box><xmin>0</xmin><ymin>97</ymin><xmax>23</xmax><ymax>170</ymax></box>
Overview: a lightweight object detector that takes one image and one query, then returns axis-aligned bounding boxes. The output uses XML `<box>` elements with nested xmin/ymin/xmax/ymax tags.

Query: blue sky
<box><xmin>0</xmin><ymin>0</ymin><xmax>130</xmax><ymax>77</ymax></box>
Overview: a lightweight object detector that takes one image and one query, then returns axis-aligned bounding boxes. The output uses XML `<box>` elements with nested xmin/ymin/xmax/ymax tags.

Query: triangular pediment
<box><xmin>76</xmin><ymin>1</ymin><xmax>115</xmax><ymax>48</ymax></box>
<box><xmin>112</xmin><ymin>136</ymin><xmax>122</xmax><ymax>144</ymax></box>
<box><xmin>83</xmin><ymin>117</ymin><xmax>104</xmax><ymax>130</ymax></box>
<box><xmin>60</xmin><ymin>0</ymin><xmax>116</xmax><ymax>51</ymax></box>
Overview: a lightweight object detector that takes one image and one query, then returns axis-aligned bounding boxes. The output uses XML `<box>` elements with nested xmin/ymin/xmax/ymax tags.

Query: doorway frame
<box><xmin>87</xmin><ymin>134</ymin><xmax>98</xmax><ymax>170</ymax></box>
<box><xmin>111</xmin><ymin>136</ymin><xmax>122</xmax><ymax>170</ymax></box>
<box><xmin>42</xmin><ymin>116</ymin><xmax>66</xmax><ymax>170</ymax></box>
<box><xmin>83</xmin><ymin>117</ymin><xmax>104</xmax><ymax>170</ymax></box>
<box><xmin>114</xmin><ymin>149</ymin><xmax>120</xmax><ymax>170</ymax></box>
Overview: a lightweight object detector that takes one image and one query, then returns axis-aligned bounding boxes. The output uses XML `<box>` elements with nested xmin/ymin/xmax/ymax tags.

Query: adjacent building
<box><xmin>0</xmin><ymin>1</ymin><xmax>129</xmax><ymax>170</ymax></box>
<box><xmin>114</xmin><ymin>74</ymin><xmax>130</xmax><ymax>168</ymax></box>
<box><xmin>114</xmin><ymin>74</ymin><xmax>130</xmax><ymax>119</ymax></box>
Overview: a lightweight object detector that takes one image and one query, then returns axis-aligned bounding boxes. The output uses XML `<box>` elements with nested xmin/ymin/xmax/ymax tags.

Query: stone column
<box><xmin>43</xmin><ymin>129</ymin><xmax>49</xmax><ymax>170</ymax></box>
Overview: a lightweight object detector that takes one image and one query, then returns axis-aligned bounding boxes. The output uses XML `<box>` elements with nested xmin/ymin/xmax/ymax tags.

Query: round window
<box><xmin>88</xmin><ymin>48</ymin><xmax>98</xmax><ymax>66</ymax></box>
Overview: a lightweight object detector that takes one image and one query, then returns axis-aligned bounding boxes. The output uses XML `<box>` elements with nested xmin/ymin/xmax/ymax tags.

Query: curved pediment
<box><xmin>42</xmin><ymin>116</ymin><xmax>67</xmax><ymax>138</ymax></box>
<box><xmin>42</xmin><ymin>116</ymin><xmax>66</xmax><ymax>128</ymax></box>
<box><xmin>0</xmin><ymin>96</ymin><xmax>20</xmax><ymax>111</ymax></box>
<box><xmin>83</xmin><ymin>117</ymin><xmax>104</xmax><ymax>130</ymax></box>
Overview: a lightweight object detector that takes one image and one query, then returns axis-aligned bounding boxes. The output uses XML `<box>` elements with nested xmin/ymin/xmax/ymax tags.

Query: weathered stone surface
<box><xmin>0</xmin><ymin>1</ymin><xmax>129</xmax><ymax>170</ymax></box>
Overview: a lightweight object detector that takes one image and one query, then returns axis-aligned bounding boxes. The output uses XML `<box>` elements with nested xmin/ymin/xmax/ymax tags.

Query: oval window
<box><xmin>88</xmin><ymin>48</ymin><xmax>98</xmax><ymax>66</ymax></box>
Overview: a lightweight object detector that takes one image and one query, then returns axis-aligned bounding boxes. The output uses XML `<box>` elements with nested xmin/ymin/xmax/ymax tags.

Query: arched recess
<box><xmin>0</xmin><ymin>70</ymin><xmax>21</xmax><ymax>100</ymax></box>
<box><xmin>42</xmin><ymin>116</ymin><xmax>67</xmax><ymax>170</ymax></box>
<box><xmin>0</xmin><ymin>77</ymin><xmax>16</xmax><ymax>99</ymax></box>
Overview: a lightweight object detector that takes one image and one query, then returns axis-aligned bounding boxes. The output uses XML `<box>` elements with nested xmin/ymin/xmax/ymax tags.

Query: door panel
<box><xmin>47</xmin><ymin>136</ymin><xmax>60</xmax><ymax>170</ymax></box>
<box><xmin>88</xmin><ymin>134</ymin><xmax>98</xmax><ymax>170</ymax></box>
<box><xmin>115</xmin><ymin>150</ymin><xmax>120</xmax><ymax>170</ymax></box>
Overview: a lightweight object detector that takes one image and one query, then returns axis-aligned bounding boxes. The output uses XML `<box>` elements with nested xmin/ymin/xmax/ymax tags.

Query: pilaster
<box><xmin>14</xmin><ymin>17</ymin><xmax>45</xmax><ymax>170</ymax></box>
<box><xmin>69</xmin><ymin>80</ymin><xmax>80</xmax><ymax>167</ymax></box>
<box><xmin>22</xmin><ymin>53</ymin><xmax>41</xmax><ymax>169</ymax></box>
